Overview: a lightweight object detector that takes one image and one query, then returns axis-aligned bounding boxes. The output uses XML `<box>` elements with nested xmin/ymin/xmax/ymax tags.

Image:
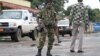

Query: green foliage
<box><xmin>88</xmin><ymin>8</ymin><xmax>95</xmax><ymax>22</ymax></box>
<box><xmin>52</xmin><ymin>0</ymin><xmax>65</xmax><ymax>12</ymax></box>
<box><xmin>31</xmin><ymin>0</ymin><xmax>45</xmax><ymax>8</ymax></box>
<box><xmin>31</xmin><ymin>0</ymin><xmax>68</xmax><ymax>12</ymax></box>
<box><xmin>93</xmin><ymin>9</ymin><xmax>100</xmax><ymax>22</ymax></box>
<box><xmin>63</xmin><ymin>6</ymin><xmax>72</xmax><ymax>16</ymax></box>
<box><xmin>30</xmin><ymin>0</ymin><xmax>100</xmax><ymax>21</ymax></box>
<box><xmin>63</xmin><ymin>6</ymin><xmax>100</xmax><ymax>22</ymax></box>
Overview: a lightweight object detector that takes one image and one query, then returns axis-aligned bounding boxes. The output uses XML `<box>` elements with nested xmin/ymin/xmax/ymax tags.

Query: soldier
<box><xmin>36</xmin><ymin>1</ymin><xmax>57</xmax><ymax>56</ymax></box>
<box><xmin>69</xmin><ymin>0</ymin><xmax>89</xmax><ymax>53</ymax></box>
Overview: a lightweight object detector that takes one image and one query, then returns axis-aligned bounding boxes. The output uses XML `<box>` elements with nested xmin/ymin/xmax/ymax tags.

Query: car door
<box><xmin>28</xmin><ymin>16</ymin><xmax>35</xmax><ymax>30</ymax></box>
<box><xmin>22</xmin><ymin>11</ymin><xmax>31</xmax><ymax>33</ymax></box>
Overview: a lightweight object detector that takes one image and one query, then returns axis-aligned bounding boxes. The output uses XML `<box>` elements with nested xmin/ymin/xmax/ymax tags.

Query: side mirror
<box><xmin>24</xmin><ymin>17</ymin><xmax>28</xmax><ymax>20</ymax></box>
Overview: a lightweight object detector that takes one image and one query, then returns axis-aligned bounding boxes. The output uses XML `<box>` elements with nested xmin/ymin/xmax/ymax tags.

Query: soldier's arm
<box><xmin>37</xmin><ymin>11</ymin><xmax>45</xmax><ymax>32</ymax></box>
<box><xmin>37</xmin><ymin>11</ymin><xmax>44</xmax><ymax>26</ymax></box>
<box><xmin>54</xmin><ymin>12</ymin><xmax>57</xmax><ymax>23</ymax></box>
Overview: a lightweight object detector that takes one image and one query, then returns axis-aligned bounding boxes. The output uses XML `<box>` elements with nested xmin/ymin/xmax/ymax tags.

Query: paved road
<box><xmin>0</xmin><ymin>33</ymin><xmax>100</xmax><ymax>56</ymax></box>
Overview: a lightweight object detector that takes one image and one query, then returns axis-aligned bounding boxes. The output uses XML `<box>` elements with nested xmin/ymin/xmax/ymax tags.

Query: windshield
<box><xmin>0</xmin><ymin>11</ymin><xmax>22</xmax><ymax>19</ymax></box>
<box><xmin>58</xmin><ymin>20</ymin><xmax>69</xmax><ymax>25</ymax></box>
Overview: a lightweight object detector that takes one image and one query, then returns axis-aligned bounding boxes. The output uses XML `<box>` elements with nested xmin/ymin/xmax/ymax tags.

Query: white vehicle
<box><xmin>57</xmin><ymin>19</ymin><xmax>72</xmax><ymax>37</ymax></box>
<box><xmin>0</xmin><ymin>9</ymin><xmax>38</xmax><ymax>42</ymax></box>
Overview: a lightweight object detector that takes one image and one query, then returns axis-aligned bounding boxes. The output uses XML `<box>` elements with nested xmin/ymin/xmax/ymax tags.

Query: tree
<box><xmin>63</xmin><ymin>6</ymin><xmax>72</xmax><ymax>16</ymax></box>
<box><xmin>30</xmin><ymin>0</ymin><xmax>68</xmax><ymax>12</ymax></box>
<box><xmin>52</xmin><ymin>0</ymin><xmax>64</xmax><ymax>12</ymax></box>
<box><xmin>63</xmin><ymin>6</ymin><xmax>99</xmax><ymax>22</ymax></box>
<box><xmin>93</xmin><ymin>9</ymin><xmax>100</xmax><ymax>22</ymax></box>
<box><xmin>88</xmin><ymin>8</ymin><xmax>95</xmax><ymax>22</ymax></box>
<box><xmin>32</xmin><ymin>0</ymin><xmax>45</xmax><ymax>9</ymax></box>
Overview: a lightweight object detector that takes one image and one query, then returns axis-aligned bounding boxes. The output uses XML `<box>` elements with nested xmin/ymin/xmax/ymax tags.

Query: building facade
<box><xmin>0</xmin><ymin>0</ymin><xmax>39</xmax><ymax>14</ymax></box>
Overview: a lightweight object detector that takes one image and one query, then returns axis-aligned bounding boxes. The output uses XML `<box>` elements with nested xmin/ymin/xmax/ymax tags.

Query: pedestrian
<box><xmin>36</xmin><ymin>1</ymin><xmax>57</xmax><ymax>56</ymax></box>
<box><xmin>69</xmin><ymin>0</ymin><xmax>89</xmax><ymax>53</ymax></box>
<box><xmin>54</xmin><ymin>26</ymin><xmax>61</xmax><ymax>44</ymax></box>
<box><xmin>54</xmin><ymin>15</ymin><xmax>62</xmax><ymax>45</ymax></box>
<box><xmin>53</xmin><ymin>20</ymin><xmax>62</xmax><ymax>46</ymax></box>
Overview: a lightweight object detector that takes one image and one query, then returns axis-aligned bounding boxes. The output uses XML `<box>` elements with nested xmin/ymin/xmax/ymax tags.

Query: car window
<box><xmin>0</xmin><ymin>11</ymin><xmax>22</xmax><ymax>19</ymax></box>
<box><xmin>58</xmin><ymin>20</ymin><xmax>69</xmax><ymax>25</ymax></box>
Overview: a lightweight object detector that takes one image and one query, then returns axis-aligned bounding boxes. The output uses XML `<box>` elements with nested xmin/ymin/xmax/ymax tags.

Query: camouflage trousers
<box><xmin>37</xmin><ymin>27</ymin><xmax>55</xmax><ymax>50</ymax></box>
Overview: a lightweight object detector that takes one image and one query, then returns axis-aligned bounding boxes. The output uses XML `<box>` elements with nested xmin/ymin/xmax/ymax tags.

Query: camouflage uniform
<box><xmin>36</xmin><ymin>2</ymin><xmax>56</xmax><ymax>56</ymax></box>
<box><xmin>69</xmin><ymin>2</ymin><xmax>89</xmax><ymax>52</ymax></box>
<box><xmin>38</xmin><ymin>7</ymin><xmax>56</xmax><ymax>50</ymax></box>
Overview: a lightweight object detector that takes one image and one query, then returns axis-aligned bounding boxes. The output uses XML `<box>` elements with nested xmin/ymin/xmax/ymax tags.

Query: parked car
<box><xmin>0</xmin><ymin>9</ymin><xmax>38</xmax><ymax>42</ymax></box>
<box><xmin>93</xmin><ymin>22</ymin><xmax>100</xmax><ymax>32</ymax></box>
<box><xmin>57</xmin><ymin>19</ymin><xmax>72</xmax><ymax>37</ymax></box>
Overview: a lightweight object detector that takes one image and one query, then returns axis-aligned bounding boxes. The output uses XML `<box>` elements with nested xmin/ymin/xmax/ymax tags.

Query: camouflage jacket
<box><xmin>69</xmin><ymin>2</ymin><xmax>89</xmax><ymax>26</ymax></box>
<box><xmin>39</xmin><ymin>8</ymin><xmax>57</xmax><ymax>27</ymax></box>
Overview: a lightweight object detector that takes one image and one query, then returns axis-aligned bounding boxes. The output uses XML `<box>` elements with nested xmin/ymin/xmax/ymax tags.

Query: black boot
<box><xmin>47</xmin><ymin>48</ymin><xmax>52</xmax><ymax>56</ymax></box>
<box><xmin>36</xmin><ymin>49</ymin><xmax>42</xmax><ymax>56</ymax></box>
<box><xmin>47</xmin><ymin>53</ymin><xmax>52</xmax><ymax>56</ymax></box>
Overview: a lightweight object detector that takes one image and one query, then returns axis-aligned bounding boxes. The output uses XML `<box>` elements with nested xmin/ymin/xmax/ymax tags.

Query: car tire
<box><xmin>11</xmin><ymin>36</ymin><xmax>15</xmax><ymax>41</ymax></box>
<box><xmin>11</xmin><ymin>28</ymin><xmax>22</xmax><ymax>42</ymax></box>
<box><xmin>69</xmin><ymin>33</ymin><xmax>72</xmax><ymax>37</ymax></box>
<box><xmin>69</xmin><ymin>31</ymin><xmax>72</xmax><ymax>37</ymax></box>
<box><xmin>29</xmin><ymin>30</ymin><xmax>36</xmax><ymax>41</ymax></box>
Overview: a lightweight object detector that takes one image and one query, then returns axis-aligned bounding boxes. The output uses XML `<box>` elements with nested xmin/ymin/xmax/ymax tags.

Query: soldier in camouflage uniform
<box><xmin>69</xmin><ymin>0</ymin><xmax>89</xmax><ymax>53</ymax></box>
<box><xmin>36</xmin><ymin>1</ymin><xmax>57</xmax><ymax>56</ymax></box>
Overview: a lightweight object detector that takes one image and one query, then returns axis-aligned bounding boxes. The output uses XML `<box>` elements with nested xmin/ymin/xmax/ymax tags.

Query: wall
<box><xmin>0</xmin><ymin>0</ymin><xmax>31</xmax><ymax>7</ymax></box>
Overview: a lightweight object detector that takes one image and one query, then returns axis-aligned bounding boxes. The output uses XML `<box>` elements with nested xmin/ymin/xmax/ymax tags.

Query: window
<box><xmin>0</xmin><ymin>11</ymin><xmax>22</xmax><ymax>19</ymax></box>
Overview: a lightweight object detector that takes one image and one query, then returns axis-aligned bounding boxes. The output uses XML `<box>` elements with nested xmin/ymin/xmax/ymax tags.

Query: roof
<box><xmin>1</xmin><ymin>1</ymin><xmax>40</xmax><ymax>14</ymax></box>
